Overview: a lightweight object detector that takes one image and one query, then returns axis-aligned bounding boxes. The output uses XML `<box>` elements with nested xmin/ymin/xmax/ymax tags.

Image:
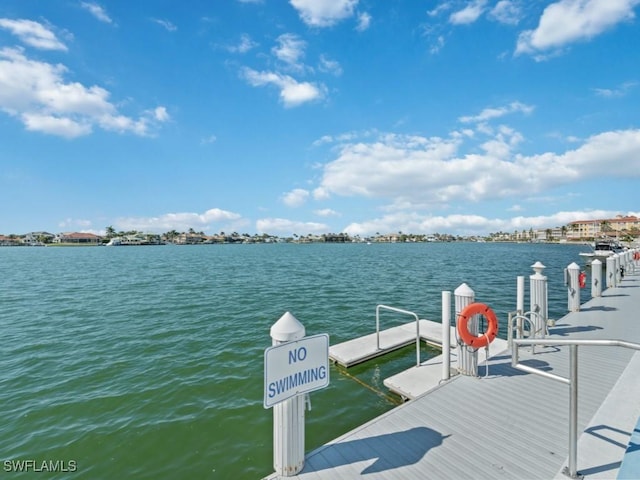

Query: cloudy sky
<box><xmin>1</xmin><ymin>0</ymin><xmax>639</xmax><ymax>237</ymax></box>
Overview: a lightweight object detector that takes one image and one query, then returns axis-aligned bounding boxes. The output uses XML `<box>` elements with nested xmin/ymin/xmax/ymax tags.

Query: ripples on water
<box><xmin>0</xmin><ymin>242</ymin><xmax>586</xmax><ymax>478</ymax></box>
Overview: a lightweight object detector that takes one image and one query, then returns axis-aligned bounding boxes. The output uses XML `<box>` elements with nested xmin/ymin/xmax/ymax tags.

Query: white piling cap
<box><xmin>567</xmin><ymin>262</ymin><xmax>580</xmax><ymax>270</ymax></box>
<box><xmin>592</xmin><ymin>259</ymin><xmax>602</xmax><ymax>265</ymax></box>
<box><xmin>454</xmin><ymin>282</ymin><xmax>474</xmax><ymax>297</ymax></box>
<box><xmin>531</xmin><ymin>261</ymin><xmax>546</xmax><ymax>276</ymax></box>
<box><xmin>270</xmin><ymin>311</ymin><xmax>306</xmax><ymax>342</ymax></box>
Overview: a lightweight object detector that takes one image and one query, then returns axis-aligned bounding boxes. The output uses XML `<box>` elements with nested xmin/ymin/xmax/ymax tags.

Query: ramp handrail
<box><xmin>511</xmin><ymin>338</ymin><xmax>640</xmax><ymax>479</ymax></box>
<box><xmin>376</xmin><ymin>305</ymin><xmax>421</xmax><ymax>367</ymax></box>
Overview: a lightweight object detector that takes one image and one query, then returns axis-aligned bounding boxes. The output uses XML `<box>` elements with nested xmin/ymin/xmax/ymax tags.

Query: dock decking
<box><xmin>265</xmin><ymin>268</ymin><xmax>640</xmax><ymax>480</ymax></box>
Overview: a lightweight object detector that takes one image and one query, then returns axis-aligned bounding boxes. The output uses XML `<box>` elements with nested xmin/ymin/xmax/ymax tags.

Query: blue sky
<box><xmin>1</xmin><ymin>0</ymin><xmax>639</xmax><ymax>237</ymax></box>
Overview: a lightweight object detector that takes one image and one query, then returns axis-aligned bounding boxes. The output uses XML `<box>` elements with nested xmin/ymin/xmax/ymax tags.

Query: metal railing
<box><xmin>507</xmin><ymin>310</ymin><xmax>546</xmax><ymax>353</ymax></box>
<box><xmin>511</xmin><ymin>338</ymin><xmax>640</xmax><ymax>479</ymax></box>
<box><xmin>375</xmin><ymin>305</ymin><xmax>421</xmax><ymax>367</ymax></box>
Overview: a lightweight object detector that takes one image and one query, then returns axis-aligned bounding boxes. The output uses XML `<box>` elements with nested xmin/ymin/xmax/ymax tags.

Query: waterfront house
<box><xmin>53</xmin><ymin>232</ymin><xmax>102</xmax><ymax>245</ymax></box>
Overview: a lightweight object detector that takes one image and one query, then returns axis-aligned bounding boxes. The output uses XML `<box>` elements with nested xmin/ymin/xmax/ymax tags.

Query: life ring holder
<box><xmin>457</xmin><ymin>302</ymin><xmax>498</xmax><ymax>349</ymax></box>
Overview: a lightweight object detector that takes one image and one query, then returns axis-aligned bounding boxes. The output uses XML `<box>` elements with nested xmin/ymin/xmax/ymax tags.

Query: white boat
<box><xmin>579</xmin><ymin>238</ymin><xmax>625</xmax><ymax>263</ymax></box>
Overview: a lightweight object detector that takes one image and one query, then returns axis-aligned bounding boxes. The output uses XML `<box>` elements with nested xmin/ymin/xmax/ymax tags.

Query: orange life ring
<box><xmin>457</xmin><ymin>302</ymin><xmax>498</xmax><ymax>349</ymax></box>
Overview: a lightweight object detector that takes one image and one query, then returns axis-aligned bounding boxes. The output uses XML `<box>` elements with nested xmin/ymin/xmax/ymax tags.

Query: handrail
<box><xmin>512</xmin><ymin>338</ymin><xmax>640</xmax><ymax>479</ymax></box>
<box><xmin>507</xmin><ymin>310</ymin><xmax>547</xmax><ymax>354</ymax></box>
<box><xmin>376</xmin><ymin>305</ymin><xmax>421</xmax><ymax>367</ymax></box>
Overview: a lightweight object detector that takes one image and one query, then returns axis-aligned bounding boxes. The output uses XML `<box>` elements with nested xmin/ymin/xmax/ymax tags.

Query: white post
<box><xmin>614</xmin><ymin>254</ymin><xmax>621</xmax><ymax>286</ymax></box>
<box><xmin>442</xmin><ymin>291</ymin><xmax>451</xmax><ymax>381</ymax></box>
<box><xmin>591</xmin><ymin>259</ymin><xmax>602</xmax><ymax>298</ymax></box>
<box><xmin>516</xmin><ymin>276</ymin><xmax>525</xmax><ymax>315</ymax></box>
<box><xmin>625</xmin><ymin>251</ymin><xmax>633</xmax><ymax>274</ymax></box>
<box><xmin>567</xmin><ymin>262</ymin><xmax>580</xmax><ymax>312</ymax></box>
<box><xmin>606</xmin><ymin>256</ymin><xmax>615</xmax><ymax>289</ymax></box>
<box><xmin>270</xmin><ymin>312</ymin><xmax>306</xmax><ymax>476</ymax></box>
<box><xmin>516</xmin><ymin>276</ymin><xmax>525</xmax><ymax>339</ymax></box>
<box><xmin>530</xmin><ymin>262</ymin><xmax>548</xmax><ymax>336</ymax></box>
<box><xmin>454</xmin><ymin>283</ymin><xmax>476</xmax><ymax>376</ymax></box>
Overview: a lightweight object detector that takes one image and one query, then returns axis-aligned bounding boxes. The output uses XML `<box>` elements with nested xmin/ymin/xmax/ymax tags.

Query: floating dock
<box><xmin>328</xmin><ymin>319</ymin><xmax>457</xmax><ymax>367</ymax></box>
<box><xmin>266</xmin><ymin>267</ymin><xmax>640</xmax><ymax>479</ymax></box>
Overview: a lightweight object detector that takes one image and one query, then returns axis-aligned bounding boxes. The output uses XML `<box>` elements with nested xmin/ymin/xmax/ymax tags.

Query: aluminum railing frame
<box><xmin>376</xmin><ymin>305</ymin><xmax>421</xmax><ymax>367</ymax></box>
<box><xmin>511</xmin><ymin>338</ymin><xmax>640</xmax><ymax>479</ymax></box>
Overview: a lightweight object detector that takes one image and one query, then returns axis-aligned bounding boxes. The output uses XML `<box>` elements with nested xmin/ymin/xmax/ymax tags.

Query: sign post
<box><xmin>266</xmin><ymin>312</ymin><xmax>329</xmax><ymax>476</ymax></box>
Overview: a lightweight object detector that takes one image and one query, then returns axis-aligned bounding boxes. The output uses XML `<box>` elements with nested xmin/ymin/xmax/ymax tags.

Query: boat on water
<box><xmin>578</xmin><ymin>238</ymin><xmax>625</xmax><ymax>263</ymax></box>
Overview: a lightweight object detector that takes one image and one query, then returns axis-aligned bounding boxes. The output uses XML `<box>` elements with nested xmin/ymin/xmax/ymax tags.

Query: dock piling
<box><xmin>530</xmin><ymin>261</ymin><xmax>548</xmax><ymax>336</ymax></box>
<box><xmin>591</xmin><ymin>259</ymin><xmax>602</xmax><ymax>297</ymax></box>
<box><xmin>454</xmin><ymin>283</ymin><xmax>476</xmax><ymax>376</ymax></box>
<box><xmin>566</xmin><ymin>262</ymin><xmax>580</xmax><ymax>312</ymax></box>
<box><xmin>270</xmin><ymin>312</ymin><xmax>306</xmax><ymax>476</ymax></box>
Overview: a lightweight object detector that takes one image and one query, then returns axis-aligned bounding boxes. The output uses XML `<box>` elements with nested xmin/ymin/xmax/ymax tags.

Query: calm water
<box><xmin>0</xmin><ymin>242</ymin><xmax>587</xmax><ymax>478</ymax></box>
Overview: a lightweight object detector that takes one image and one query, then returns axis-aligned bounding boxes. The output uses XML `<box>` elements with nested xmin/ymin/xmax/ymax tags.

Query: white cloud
<box><xmin>489</xmin><ymin>0</ymin><xmax>523</xmax><ymax>25</ymax></box>
<box><xmin>115</xmin><ymin>208</ymin><xmax>242</xmax><ymax>233</ymax></box>
<box><xmin>429</xmin><ymin>35</ymin><xmax>446</xmax><ymax>55</ymax></box>
<box><xmin>314</xmin><ymin>208</ymin><xmax>340</xmax><ymax>217</ymax></box>
<box><xmin>593</xmin><ymin>81</ymin><xmax>638</xmax><ymax>98</ymax></box>
<box><xmin>516</xmin><ymin>0</ymin><xmax>640</xmax><ymax>57</ymax></box>
<box><xmin>449</xmin><ymin>0</ymin><xmax>488</xmax><ymax>25</ymax></box>
<box><xmin>459</xmin><ymin>101</ymin><xmax>534</xmax><ymax>123</ymax></box>
<box><xmin>227</xmin><ymin>34</ymin><xmax>258</xmax><ymax>54</ymax></box>
<box><xmin>282</xmin><ymin>188</ymin><xmax>310</xmax><ymax>207</ymax></box>
<box><xmin>343</xmin><ymin>212</ymin><xmax>501</xmax><ymax>237</ymax></box>
<box><xmin>314</xmin><ymin>128</ymin><xmax>640</xmax><ymax>210</ymax></box>
<box><xmin>0</xmin><ymin>47</ymin><xmax>168</xmax><ymax>138</ymax></box>
<box><xmin>290</xmin><ymin>0</ymin><xmax>358</xmax><ymax>27</ymax></box>
<box><xmin>153</xmin><ymin>19</ymin><xmax>177</xmax><ymax>32</ymax></box>
<box><xmin>356</xmin><ymin>12</ymin><xmax>371</xmax><ymax>31</ymax></box>
<box><xmin>428</xmin><ymin>3</ymin><xmax>453</xmax><ymax>17</ymax></box>
<box><xmin>256</xmin><ymin>217</ymin><xmax>328</xmax><ymax>235</ymax></box>
<box><xmin>22</xmin><ymin>113</ymin><xmax>91</xmax><ymax>138</ymax></box>
<box><xmin>152</xmin><ymin>106</ymin><xmax>170</xmax><ymax>122</ymax></box>
<box><xmin>241</xmin><ymin>67</ymin><xmax>325</xmax><ymax>107</ymax></box>
<box><xmin>342</xmin><ymin>209</ymin><xmax>634</xmax><ymax>237</ymax></box>
<box><xmin>201</xmin><ymin>134</ymin><xmax>217</xmax><ymax>144</ymax></box>
<box><xmin>80</xmin><ymin>2</ymin><xmax>113</xmax><ymax>24</ymax></box>
<box><xmin>272</xmin><ymin>33</ymin><xmax>306</xmax><ymax>68</ymax></box>
<box><xmin>0</xmin><ymin>18</ymin><xmax>67</xmax><ymax>51</ymax></box>
<box><xmin>318</xmin><ymin>55</ymin><xmax>342</xmax><ymax>76</ymax></box>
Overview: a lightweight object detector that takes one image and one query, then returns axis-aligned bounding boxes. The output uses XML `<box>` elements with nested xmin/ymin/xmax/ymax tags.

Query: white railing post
<box><xmin>442</xmin><ymin>291</ymin><xmax>451</xmax><ymax>381</ymax></box>
<box><xmin>516</xmin><ymin>276</ymin><xmax>524</xmax><ymax>337</ymax></box>
<box><xmin>270</xmin><ymin>312</ymin><xmax>306</xmax><ymax>476</ymax></box>
<box><xmin>454</xmin><ymin>283</ymin><xmax>476</xmax><ymax>376</ymax></box>
<box><xmin>530</xmin><ymin>261</ymin><xmax>548</xmax><ymax>338</ymax></box>
<box><xmin>591</xmin><ymin>259</ymin><xmax>602</xmax><ymax>298</ymax></box>
<box><xmin>566</xmin><ymin>262</ymin><xmax>580</xmax><ymax>312</ymax></box>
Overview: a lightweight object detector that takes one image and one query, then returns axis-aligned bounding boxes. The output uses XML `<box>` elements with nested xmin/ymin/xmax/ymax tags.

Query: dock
<box><xmin>328</xmin><ymin>319</ymin><xmax>457</xmax><ymax>367</ymax></box>
<box><xmin>266</xmin><ymin>267</ymin><xmax>640</xmax><ymax>479</ymax></box>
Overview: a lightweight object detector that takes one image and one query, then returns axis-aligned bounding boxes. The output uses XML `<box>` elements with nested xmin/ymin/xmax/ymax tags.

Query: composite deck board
<box><xmin>265</xmin><ymin>267</ymin><xmax>640</xmax><ymax>480</ymax></box>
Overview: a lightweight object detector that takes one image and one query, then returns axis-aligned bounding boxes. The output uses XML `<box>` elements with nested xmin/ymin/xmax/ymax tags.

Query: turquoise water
<box><xmin>0</xmin><ymin>242</ymin><xmax>587</xmax><ymax>478</ymax></box>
